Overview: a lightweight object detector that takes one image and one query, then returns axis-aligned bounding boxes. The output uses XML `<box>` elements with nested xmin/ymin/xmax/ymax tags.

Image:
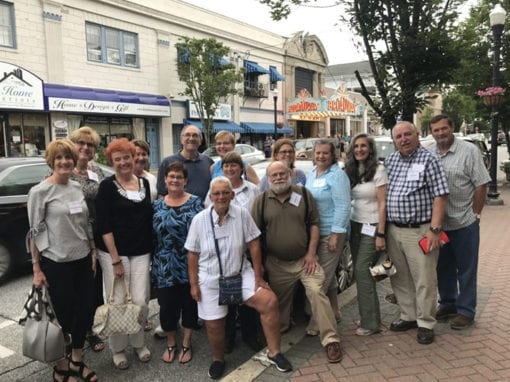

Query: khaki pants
<box><xmin>266</xmin><ymin>256</ymin><xmax>340</xmax><ymax>346</ymax></box>
<box><xmin>387</xmin><ymin>224</ymin><xmax>438</xmax><ymax>329</ymax></box>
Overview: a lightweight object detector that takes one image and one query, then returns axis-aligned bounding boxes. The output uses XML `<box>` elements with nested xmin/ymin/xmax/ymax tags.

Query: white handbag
<box><xmin>369</xmin><ymin>252</ymin><xmax>397</xmax><ymax>281</ymax></box>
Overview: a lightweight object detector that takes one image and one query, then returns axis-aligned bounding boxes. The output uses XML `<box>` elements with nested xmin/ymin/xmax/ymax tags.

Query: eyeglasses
<box><xmin>211</xmin><ymin>191</ymin><xmax>232</xmax><ymax>197</ymax></box>
<box><xmin>76</xmin><ymin>140</ymin><xmax>96</xmax><ymax>148</ymax></box>
<box><xmin>278</xmin><ymin>150</ymin><xmax>294</xmax><ymax>155</ymax></box>
<box><xmin>181</xmin><ymin>133</ymin><xmax>200</xmax><ymax>139</ymax></box>
<box><xmin>167</xmin><ymin>175</ymin><xmax>185</xmax><ymax>180</ymax></box>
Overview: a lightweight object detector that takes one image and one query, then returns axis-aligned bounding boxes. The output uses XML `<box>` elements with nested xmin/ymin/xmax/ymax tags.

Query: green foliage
<box><xmin>175</xmin><ymin>37</ymin><xmax>244</xmax><ymax>147</ymax></box>
<box><xmin>95</xmin><ymin>146</ymin><xmax>107</xmax><ymax>165</ymax></box>
<box><xmin>441</xmin><ymin>90</ymin><xmax>477</xmax><ymax>131</ymax></box>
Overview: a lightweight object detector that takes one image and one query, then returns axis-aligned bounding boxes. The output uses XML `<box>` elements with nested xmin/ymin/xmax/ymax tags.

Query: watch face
<box><xmin>430</xmin><ymin>227</ymin><xmax>441</xmax><ymax>234</ymax></box>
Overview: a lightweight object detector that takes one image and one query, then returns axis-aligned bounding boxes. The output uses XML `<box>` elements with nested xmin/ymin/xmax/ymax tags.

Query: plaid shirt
<box><xmin>385</xmin><ymin>146</ymin><xmax>449</xmax><ymax>224</ymax></box>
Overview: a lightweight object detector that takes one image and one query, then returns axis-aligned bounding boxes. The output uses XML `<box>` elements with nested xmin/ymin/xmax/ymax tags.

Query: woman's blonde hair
<box><xmin>45</xmin><ymin>139</ymin><xmax>78</xmax><ymax>168</ymax></box>
<box><xmin>69</xmin><ymin>126</ymin><xmax>100</xmax><ymax>148</ymax></box>
<box><xmin>214</xmin><ymin>130</ymin><xmax>235</xmax><ymax>145</ymax></box>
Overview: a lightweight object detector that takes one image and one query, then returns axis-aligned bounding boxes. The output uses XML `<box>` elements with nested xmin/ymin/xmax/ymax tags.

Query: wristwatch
<box><xmin>429</xmin><ymin>226</ymin><xmax>442</xmax><ymax>234</ymax></box>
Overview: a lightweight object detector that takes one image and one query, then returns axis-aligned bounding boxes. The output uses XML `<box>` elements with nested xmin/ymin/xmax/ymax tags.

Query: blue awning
<box><xmin>270</xmin><ymin>67</ymin><xmax>285</xmax><ymax>82</ymax></box>
<box><xmin>240</xmin><ymin>122</ymin><xmax>293</xmax><ymax>135</ymax></box>
<box><xmin>184</xmin><ymin>120</ymin><xmax>245</xmax><ymax>134</ymax></box>
<box><xmin>244</xmin><ymin>61</ymin><xmax>269</xmax><ymax>75</ymax></box>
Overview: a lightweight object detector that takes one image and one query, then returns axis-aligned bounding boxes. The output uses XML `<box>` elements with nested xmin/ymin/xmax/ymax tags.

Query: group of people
<box><xmin>27</xmin><ymin>114</ymin><xmax>489</xmax><ymax>381</ymax></box>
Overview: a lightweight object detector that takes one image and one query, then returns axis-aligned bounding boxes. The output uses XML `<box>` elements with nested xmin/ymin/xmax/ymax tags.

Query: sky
<box><xmin>180</xmin><ymin>0</ymin><xmax>478</xmax><ymax>66</ymax></box>
<box><xmin>180</xmin><ymin>0</ymin><xmax>366</xmax><ymax>65</ymax></box>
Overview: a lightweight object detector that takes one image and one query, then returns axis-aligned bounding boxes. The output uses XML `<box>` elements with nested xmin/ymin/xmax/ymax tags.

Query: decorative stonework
<box><xmin>43</xmin><ymin>11</ymin><xmax>62</xmax><ymax>21</ymax></box>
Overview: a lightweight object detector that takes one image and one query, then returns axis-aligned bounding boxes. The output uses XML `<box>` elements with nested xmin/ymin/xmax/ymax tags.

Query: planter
<box><xmin>482</xmin><ymin>94</ymin><xmax>503</xmax><ymax>107</ymax></box>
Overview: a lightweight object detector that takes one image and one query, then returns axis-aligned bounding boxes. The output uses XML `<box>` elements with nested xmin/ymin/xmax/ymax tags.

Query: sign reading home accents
<box><xmin>187</xmin><ymin>101</ymin><xmax>232</xmax><ymax>120</ymax></box>
<box><xmin>48</xmin><ymin>97</ymin><xmax>170</xmax><ymax>117</ymax></box>
<box><xmin>0</xmin><ymin>62</ymin><xmax>44</xmax><ymax>110</ymax></box>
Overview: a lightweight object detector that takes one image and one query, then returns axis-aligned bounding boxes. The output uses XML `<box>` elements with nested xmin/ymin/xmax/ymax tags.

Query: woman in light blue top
<box><xmin>305</xmin><ymin>140</ymin><xmax>351</xmax><ymax>333</ymax></box>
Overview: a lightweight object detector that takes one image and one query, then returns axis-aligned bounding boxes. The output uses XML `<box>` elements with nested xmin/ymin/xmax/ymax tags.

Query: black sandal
<box><xmin>53</xmin><ymin>366</ymin><xmax>71</xmax><ymax>382</ymax></box>
<box><xmin>68</xmin><ymin>359</ymin><xmax>98</xmax><ymax>382</ymax></box>
<box><xmin>179</xmin><ymin>344</ymin><xmax>193</xmax><ymax>364</ymax></box>
<box><xmin>85</xmin><ymin>334</ymin><xmax>105</xmax><ymax>353</ymax></box>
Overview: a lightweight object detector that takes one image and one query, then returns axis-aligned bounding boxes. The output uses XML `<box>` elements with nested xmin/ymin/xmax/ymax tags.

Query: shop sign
<box><xmin>188</xmin><ymin>101</ymin><xmax>232</xmax><ymax>120</ymax></box>
<box><xmin>48</xmin><ymin>97</ymin><xmax>170</xmax><ymax>116</ymax></box>
<box><xmin>0</xmin><ymin>62</ymin><xmax>44</xmax><ymax>110</ymax></box>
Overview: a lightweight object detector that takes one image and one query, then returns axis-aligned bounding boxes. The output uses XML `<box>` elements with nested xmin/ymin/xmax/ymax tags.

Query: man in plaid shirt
<box><xmin>385</xmin><ymin>121</ymin><xmax>449</xmax><ymax>345</ymax></box>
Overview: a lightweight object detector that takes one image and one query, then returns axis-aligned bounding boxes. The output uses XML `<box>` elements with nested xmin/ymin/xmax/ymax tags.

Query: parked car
<box><xmin>373</xmin><ymin>136</ymin><xmax>395</xmax><ymax>162</ymax></box>
<box><xmin>294</xmin><ymin>137</ymin><xmax>339</xmax><ymax>160</ymax></box>
<box><xmin>0</xmin><ymin>157</ymin><xmax>114</xmax><ymax>284</ymax></box>
<box><xmin>203</xmin><ymin>144</ymin><xmax>265</xmax><ymax>165</ymax></box>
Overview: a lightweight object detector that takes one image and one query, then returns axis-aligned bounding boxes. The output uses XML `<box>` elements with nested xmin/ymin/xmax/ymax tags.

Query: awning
<box><xmin>270</xmin><ymin>67</ymin><xmax>285</xmax><ymax>82</ymax></box>
<box><xmin>183</xmin><ymin>119</ymin><xmax>245</xmax><ymax>134</ymax></box>
<box><xmin>44</xmin><ymin>84</ymin><xmax>170</xmax><ymax>117</ymax></box>
<box><xmin>244</xmin><ymin>61</ymin><xmax>269</xmax><ymax>75</ymax></box>
<box><xmin>240</xmin><ymin>122</ymin><xmax>293</xmax><ymax>135</ymax></box>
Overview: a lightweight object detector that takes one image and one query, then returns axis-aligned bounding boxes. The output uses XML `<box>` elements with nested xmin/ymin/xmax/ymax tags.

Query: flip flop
<box><xmin>162</xmin><ymin>345</ymin><xmax>177</xmax><ymax>363</ymax></box>
<box><xmin>179</xmin><ymin>344</ymin><xmax>192</xmax><ymax>364</ymax></box>
<box><xmin>143</xmin><ymin>320</ymin><xmax>153</xmax><ymax>332</ymax></box>
<box><xmin>113</xmin><ymin>351</ymin><xmax>129</xmax><ymax>370</ymax></box>
<box><xmin>85</xmin><ymin>334</ymin><xmax>105</xmax><ymax>353</ymax></box>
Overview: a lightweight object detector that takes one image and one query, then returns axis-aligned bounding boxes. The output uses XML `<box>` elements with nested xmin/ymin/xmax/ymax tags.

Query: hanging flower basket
<box><xmin>477</xmin><ymin>87</ymin><xmax>505</xmax><ymax>107</ymax></box>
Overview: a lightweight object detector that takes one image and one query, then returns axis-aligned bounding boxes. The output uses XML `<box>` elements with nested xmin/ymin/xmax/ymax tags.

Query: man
<box><xmin>251</xmin><ymin>161</ymin><xmax>343</xmax><ymax>363</ymax></box>
<box><xmin>428</xmin><ymin>114</ymin><xmax>490</xmax><ymax>330</ymax></box>
<box><xmin>185</xmin><ymin>177</ymin><xmax>292</xmax><ymax>380</ymax></box>
<box><xmin>385</xmin><ymin>121</ymin><xmax>449</xmax><ymax>345</ymax></box>
<box><xmin>156</xmin><ymin>124</ymin><xmax>213</xmax><ymax>201</ymax></box>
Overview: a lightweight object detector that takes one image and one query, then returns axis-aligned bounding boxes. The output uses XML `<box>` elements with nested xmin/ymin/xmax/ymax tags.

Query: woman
<box><xmin>133</xmin><ymin>139</ymin><xmax>157</xmax><ymax>202</ymax></box>
<box><xmin>28</xmin><ymin>139</ymin><xmax>98</xmax><ymax>382</ymax></box>
<box><xmin>259</xmin><ymin>138</ymin><xmax>306</xmax><ymax>191</ymax></box>
<box><xmin>210</xmin><ymin>130</ymin><xmax>259</xmax><ymax>185</ymax></box>
<box><xmin>344</xmin><ymin>133</ymin><xmax>387</xmax><ymax>336</ymax></box>
<box><xmin>95</xmin><ymin>138</ymin><xmax>153</xmax><ymax>370</ymax></box>
<box><xmin>69</xmin><ymin>126</ymin><xmax>105</xmax><ymax>354</ymax></box>
<box><xmin>152</xmin><ymin>162</ymin><xmax>202</xmax><ymax>364</ymax></box>
<box><xmin>305</xmin><ymin>140</ymin><xmax>351</xmax><ymax>335</ymax></box>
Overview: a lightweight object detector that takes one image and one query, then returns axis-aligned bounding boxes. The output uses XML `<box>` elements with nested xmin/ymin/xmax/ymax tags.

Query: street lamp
<box><xmin>487</xmin><ymin>4</ymin><xmax>506</xmax><ymax>205</ymax></box>
<box><xmin>272</xmin><ymin>90</ymin><xmax>278</xmax><ymax>140</ymax></box>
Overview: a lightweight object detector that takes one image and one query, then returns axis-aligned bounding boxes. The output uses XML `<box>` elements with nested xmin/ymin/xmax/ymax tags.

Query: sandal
<box><xmin>85</xmin><ymin>334</ymin><xmax>105</xmax><ymax>353</ymax></box>
<box><xmin>162</xmin><ymin>345</ymin><xmax>177</xmax><ymax>363</ymax></box>
<box><xmin>143</xmin><ymin>320</ymin><xmax>153</xmax><ymax>332</ymax></box>
<box><xmin>53</xmin><ymin>366</ymin><xmax>73</xmax><ymax>382</ymax></box>
<box><xmin>68</xmin><ymin>359</ymin><xmax>98</xmax><ymax>382</ymax></box>
<box><xmin>112</xmin><ymin>352</ymin><xmax>129</xmax><ymax>370</ymax></box>
<box><xmin>135</xmin><ymin>346</ymin><xmax>151</xmax><ymax>363</ymax></box>
<box><xmin>179</xmin><ymin>344</ymin><xmax>192</xmax><ymax>364</ymax></box>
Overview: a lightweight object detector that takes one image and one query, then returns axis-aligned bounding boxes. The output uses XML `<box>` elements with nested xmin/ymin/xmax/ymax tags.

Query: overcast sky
<box><xmin>181</xmin><ymin>0</ymin><xmax>479</xmax><ymax>66</ymax></box>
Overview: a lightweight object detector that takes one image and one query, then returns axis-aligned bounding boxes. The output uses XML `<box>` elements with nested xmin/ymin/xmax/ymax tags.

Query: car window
<box><xmin>235</xmin><ymin>146</ymin><xmax>245</xmax><ymax>155</ymax></box>
<box><xmin>295</xmin><ymin>141</ymin><xmax>306</xmax><ymax>150</ymax></box>
<box><xmin>0</xmin><ymin>164</ymin><xmax>49</xmax><ymax>196</ymax></box>
<box><xmin>374</xmin><ymin>141</ymin><xmax>396</xmax><ymax>161</ymax></box>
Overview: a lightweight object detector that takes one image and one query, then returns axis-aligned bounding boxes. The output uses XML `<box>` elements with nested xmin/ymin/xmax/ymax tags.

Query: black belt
<box><xmin>391</xmin><ymin>221</ymin><xmax>430</xmax><ymax>228</ymax></box>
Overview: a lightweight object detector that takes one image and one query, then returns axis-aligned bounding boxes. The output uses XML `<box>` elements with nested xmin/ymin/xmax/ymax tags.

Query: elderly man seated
<box><xmin>185</xmin><ymin>177</ymin><xmax>292</xmax><ymax>380</ymax></box>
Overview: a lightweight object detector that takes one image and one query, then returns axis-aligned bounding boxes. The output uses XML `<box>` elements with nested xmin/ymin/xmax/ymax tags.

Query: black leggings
<box><xmin>157</xmin><ymin>284</ymin><xmax>197</xmax><ymax>332</ymax></box>
<box><xmin>40</xmin><ymin>255</ymin><xmax>95</xmax><ymax>349</ymax></box>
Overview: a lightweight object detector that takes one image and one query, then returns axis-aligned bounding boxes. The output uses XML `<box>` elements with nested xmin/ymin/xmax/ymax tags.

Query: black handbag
<box><xmin>210</xmin><ymin>208</ymin><xmax>244</xmax><ymax>306</ymax></box>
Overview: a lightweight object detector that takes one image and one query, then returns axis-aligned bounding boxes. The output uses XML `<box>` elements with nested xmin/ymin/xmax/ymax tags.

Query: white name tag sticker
<box><xmin>68</xmin><ymin>201</ymin><xmax>83</xmax><ymax>214</ymax></box>
<box><xmin>361</xmin><ymin>223</ymin><xmax>376</xmax><ymax>237</ymax></box>
<box><xmin>313</xmin><ymin>178</ymin><xmax>326</xmax><ymax>188</ymax></box>
<box><xmin>126</xmin><ymin>190</ymin><xmax>142</xmax><ymax>201</ymax></box>
<box><xmin>87</xmin><ymin>170</ymin><xmax>99</xmax><ymax>182</ymax></box>
<box><xmin>411</xmin><ymin>164</ymin><xmax>425</xmax><ymax>172</ymax></box>
<box><xmin>289</xmin><ymin>192</ymin><xmax>302</xmax><ymax>207</ymax></box>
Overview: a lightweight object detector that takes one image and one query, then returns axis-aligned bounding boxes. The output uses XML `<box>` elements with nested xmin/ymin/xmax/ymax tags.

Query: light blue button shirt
<box><xmin>305</xmin><ymin>163</ymin><xmax>351</xmax><ymax>235</ymax></box>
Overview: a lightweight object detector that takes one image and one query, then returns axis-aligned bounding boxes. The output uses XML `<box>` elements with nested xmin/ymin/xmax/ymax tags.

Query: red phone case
<box><xmin>419</xmin><ymin>231</ymin><xmax>449</xmax><ymax>254</ymax></box>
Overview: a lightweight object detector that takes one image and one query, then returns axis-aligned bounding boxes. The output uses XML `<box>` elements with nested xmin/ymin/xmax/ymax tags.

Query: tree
<box><xmin>441</xmin><ymin>90</ymin><xmax>477</xmax><ymax>132</ymax></box>
<box><xmin>175</xmin><ymin>37</ymin><xmax>243</xmax><ymax>147</ymax></box>
<box><xmin>261</xmin><ymin>0</ymin><xmax>463</xmax><ymax>129</ymax></box>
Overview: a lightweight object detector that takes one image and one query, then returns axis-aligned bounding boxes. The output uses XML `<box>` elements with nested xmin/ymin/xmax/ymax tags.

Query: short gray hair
<box><xmin>210</xmin><ymin>176</ymin><xmax>233</xmax><ymax>192</ymax></box>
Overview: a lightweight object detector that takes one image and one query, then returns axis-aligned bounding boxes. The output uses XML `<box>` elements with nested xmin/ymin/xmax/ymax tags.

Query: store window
<box><xmin>0</xmin><ymin>1</ymin><xmax>15</xmax><ymax>48</ymax></box>
<box><xmin>0</xmin><ymin>113</ymin><xmax>48</xmax><ymax>157</ymax></box>
<box><xmin>85</xmin><ymin>23</ymin><xmax>139</xmax><ymax>67</ymax></box>
<box><xmin>81</xmin><ymin>116</ymin><xmax>133</xmax><ymax>147</ymax></box>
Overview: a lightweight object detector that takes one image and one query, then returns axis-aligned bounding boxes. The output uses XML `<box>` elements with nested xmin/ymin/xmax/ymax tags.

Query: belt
<box><xmin>391</xmin><ymin>221</ymin><xmax>430</xmax><ymax>228</ymax></box>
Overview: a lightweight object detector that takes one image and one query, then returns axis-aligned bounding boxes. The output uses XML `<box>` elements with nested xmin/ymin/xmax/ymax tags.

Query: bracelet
<box><xmin>112</xmin><ymin>260</ymin><xmax>122</xmax><ymax>266</ymax></box>
<box><xmin>376</xmin><ymin>232</ymin><xmax>386</xmax><ymax>238</ymax></box>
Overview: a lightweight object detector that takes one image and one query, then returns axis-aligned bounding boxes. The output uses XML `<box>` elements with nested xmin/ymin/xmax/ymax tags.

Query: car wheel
<box><xmin>336</xmin><ymin>241</ymin><xmax>354</xmax><ymax>293</ymax></box>
<box><xmin>0</xmin><ymin>240</ymin><xmax>14</xmax><ymax>284</ymax></box>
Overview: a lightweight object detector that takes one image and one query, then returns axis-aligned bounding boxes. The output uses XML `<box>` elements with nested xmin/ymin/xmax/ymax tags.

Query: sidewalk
<box><xmin>233</xmin><ymin>183</ymin><xmax>510</xmax><ymax>382</ymax></box>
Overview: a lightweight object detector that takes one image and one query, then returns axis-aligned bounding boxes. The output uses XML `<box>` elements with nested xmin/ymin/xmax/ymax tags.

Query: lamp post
<box><xmin>487</xmin><ymin>4</ymin><xmax>506</xmax><ymax>205</ymax></box>
<box><xmin>272</xmin><ymin>90</ymin><xmax>278</xmax><ymax>140</ymax></box>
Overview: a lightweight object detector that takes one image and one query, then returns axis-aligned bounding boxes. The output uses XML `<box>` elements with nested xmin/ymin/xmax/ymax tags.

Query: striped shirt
<box><xmin>427</xmin><ymin>138</ymin><xmax>490</xmax><ymax>230</ymax></box>
<box><xmin>385</xmin><ymin>146</ymin><xmax>449</xmax><ymax>224</ymax></box>
<box><xmin>185</xmin><ymin>204</ymin><xmax>260</xmax><ymax>288</ymax></box>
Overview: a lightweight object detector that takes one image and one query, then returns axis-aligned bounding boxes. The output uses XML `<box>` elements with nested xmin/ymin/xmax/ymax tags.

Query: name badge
<box><xmin>313</xmin><ymin>178</ymin><xmax>326</xmax><ymax>188</ymax></box>
<box><xmin>126</xmin><ymin>190</ymin><xmax>142</xmax><ymax>201</ymax></box>
<box><xmin>68</xmin><ymin>201</ymin><xmax>83</xmax><ymax>214</ymax></box>
<box><xmin>361</xmin><ymin>223</ymin><xmax>376</xmax><ymax>237</ymax></box>
<box><xmin>289</xmin><ymin>192</ymin><xmax>302</xmax><ymax>207</ymax></box>
<box><xmin>87</xmin><ymin>170</ymin><xmax>99</xmax><ymax>182</ymax></box>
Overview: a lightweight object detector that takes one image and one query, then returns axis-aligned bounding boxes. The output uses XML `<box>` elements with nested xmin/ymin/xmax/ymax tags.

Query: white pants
<box><xmin>97</xmin><ymin>250</ymin><xmax>150</xmax><ymax>353</ymax></box>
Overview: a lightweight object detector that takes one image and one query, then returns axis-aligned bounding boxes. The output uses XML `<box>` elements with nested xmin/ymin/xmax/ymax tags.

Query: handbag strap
<box><xmin>108</xmin><ymin>276</ymin><xmax>132</xmax><ymax>304</ymax></box>
<box><xmin>209</xmin><ymin>207</ymin><xmax>243</xmax><ymax>278</ymax></box>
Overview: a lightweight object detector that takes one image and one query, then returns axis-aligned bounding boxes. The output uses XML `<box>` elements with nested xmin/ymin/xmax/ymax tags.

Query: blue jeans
<box><xmin>437</xmin><ymin>221</ymin><xmax>480</xmax><ymax>318</ymax></box>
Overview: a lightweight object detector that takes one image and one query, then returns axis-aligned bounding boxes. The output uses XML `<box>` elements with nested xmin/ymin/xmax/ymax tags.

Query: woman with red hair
<box><xmin>95</xmin><ymin>138</ymin><xmax>153</xmax><ymax>369</ymax></box>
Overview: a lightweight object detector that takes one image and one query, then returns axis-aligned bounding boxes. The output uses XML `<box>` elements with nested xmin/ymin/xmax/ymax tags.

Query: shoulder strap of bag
<box><xmin>108</xmin><ymin>277</ymin><xmax>131</xmax><ymax>304</ymax></box>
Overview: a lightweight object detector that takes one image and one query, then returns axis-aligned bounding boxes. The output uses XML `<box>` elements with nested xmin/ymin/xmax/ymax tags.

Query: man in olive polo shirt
<box><xmin>251</xmin><ymin>161</ymin><xmax>342</xmax><ymax>364</ymax></box>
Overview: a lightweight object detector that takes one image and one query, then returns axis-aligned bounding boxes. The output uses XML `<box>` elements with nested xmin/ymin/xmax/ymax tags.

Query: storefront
<box><xmin>286</xmin><ymin>88</ymin><xmax>367</xmax><ymax>138</ymax></box>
